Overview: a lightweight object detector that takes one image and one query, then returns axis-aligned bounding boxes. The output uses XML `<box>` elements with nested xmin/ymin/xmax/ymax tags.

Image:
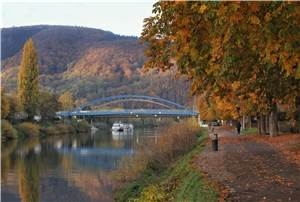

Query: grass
<box><xmin>241</xmin><ymin>127</ymin><xmax>258</xmax><ymax>135</ymax></box>
<box><xmin>115</xmin><ymin>125</ymin><xmax>218</xmax><ymax>202</ymax></box>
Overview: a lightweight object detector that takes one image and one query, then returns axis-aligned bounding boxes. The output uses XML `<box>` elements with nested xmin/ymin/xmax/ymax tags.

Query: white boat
<box><xmin>112</xmin><ymin>130</ymin><xmax>134</xmax><ymax>139</ymax></box>
<box><xmin>91</xmin><ymin>125</ymin><xmax>98</xmax><ymax>133</ymax></box>
<box><xmin>124</xmin><ymin>123</ymin><xmax>134</xmax><ymax>131</ymax></box>
<box><xmin>112</xmin><ymin>122</ymin><xmax>134</xmax><ymax>132</ymax></box>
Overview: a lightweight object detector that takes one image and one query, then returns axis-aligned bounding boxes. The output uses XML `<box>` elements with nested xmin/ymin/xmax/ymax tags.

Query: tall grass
<box><xmin>113</xmin><ymin>118</ymin><xmax>200</xmax><ymax>188</ymax></box>
<box><xmin>113</xmin><ymin>119</ymin><xmax>218</xmax><ymax>202</ymax></box>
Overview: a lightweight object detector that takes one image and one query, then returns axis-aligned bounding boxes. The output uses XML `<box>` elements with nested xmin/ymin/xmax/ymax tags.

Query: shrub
<box><xmin>1</xmin><ymin>119</ymin><xmax>17</xmax><ymax>140</ymax></box>
<box><xmin>56</xmin><ymin>123</ymin><xmax>75</xmax><ymax>134</ymax></box>
<box><xmin>17</xmin><ymin>122</ymin><xmax>40</xmax><ymax>137</ymax></box>
<box><xmin>131</xmin><ymin>185</ymin><xmax>168</xmax><ymax>202</ymax></box>
<box><xmin>41</xmin><ymin>122</ymin><xmax>76</xmax><ymax>136</ymax></box>
<box><xmin>76</xmin><ymin>120</ymin><xmax>90</xmax><ymax>133</ymax></box>
<box><xmin>42</xmin><ymin>126</ymin><xmax>59</xmax><ymax>136</ymax></box>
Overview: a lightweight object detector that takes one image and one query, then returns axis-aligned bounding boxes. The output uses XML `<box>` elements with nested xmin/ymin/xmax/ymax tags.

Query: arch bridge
<box><xmin>56</xmin><ymin>94</ymin><xmax>198</xmax><ymax>118</ymax></box>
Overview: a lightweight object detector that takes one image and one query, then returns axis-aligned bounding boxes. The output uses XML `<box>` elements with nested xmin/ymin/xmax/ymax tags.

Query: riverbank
<box><xmin>114</xmin><ymin>122</ymin><xmax>219</xmax><ymax>202</ymax></box>
<box><xmin>1</xmin><ymin>119</ymin><xmax>90</xmax><ymax>142</ymax></box>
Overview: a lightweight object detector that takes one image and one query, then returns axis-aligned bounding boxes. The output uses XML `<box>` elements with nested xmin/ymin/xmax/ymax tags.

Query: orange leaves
<box><xmin>250</xmin><ymin>15</ymin><xmax>260</xmax><ymax>25</ymax></box>
<box><xmin>231</xmin><ymin>81</ymin><xmax>241</xmax><ymax>92</ymax></box>
<box><xmin>199</xmin><ymin>4</ymin><xmax>207</xmax><ymax>14</ymax></box>
<box><xmin>264</xmin><ymin>12</ymin><xmax>272</xmax><ymax>22</ymax></box>
<box><xmin>142</xmin><ymin>1</ymin><xmax>300</xmax><ymax>118</ymax></box>
<box><xmin>270</xmin><ymin>55</ymin><xmax>278</xmax><ymax>64</ymax></box>
<box><xmin>230</xmin><ymin>12</ymin><xmax>242</xmax><ymax>24</ymax></box>
<box><xmin>249</xmin><ymin>3</ymin><xmax>260</xmax><ymax>13</ymax></box>
<box><xmin>282</xmin><ymin>53</ymin><xmax>299</xmax><ymax>74</ymax></box>
<box><xmin>210</xmin><ymin>37</ymin><xmax>223</xmax><ymax>63</ymax></box>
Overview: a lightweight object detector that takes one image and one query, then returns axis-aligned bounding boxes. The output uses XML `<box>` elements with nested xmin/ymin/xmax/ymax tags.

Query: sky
<box><xmin>1</xmin><ymin>1</ymin><xmax>155</xmax><ymax>36</ymax></box>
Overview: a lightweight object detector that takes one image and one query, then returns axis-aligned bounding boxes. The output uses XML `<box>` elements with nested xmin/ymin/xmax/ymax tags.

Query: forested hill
<box><xmin>1</xmin><ymin>25</ymin><xmax>191</xmax><ymax>106</ymax></box>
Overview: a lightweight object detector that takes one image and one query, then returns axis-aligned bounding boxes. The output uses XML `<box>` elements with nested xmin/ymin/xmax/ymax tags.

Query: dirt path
<box><xmin>196</xmin><ymin>128</ymin><xmax>300</xmax><ymax>202</ymax></box>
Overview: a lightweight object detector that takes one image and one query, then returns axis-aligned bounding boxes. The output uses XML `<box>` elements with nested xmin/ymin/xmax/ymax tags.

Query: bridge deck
<box><xmin>56</xmin><ymin>109</ymin><xmax>198</xmax><ymax>118</ymax></box>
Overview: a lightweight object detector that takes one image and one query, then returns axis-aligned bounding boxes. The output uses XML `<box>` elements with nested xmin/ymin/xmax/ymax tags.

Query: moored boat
<box><xmin>112</xmin><ymin>122</ymin><xmax>134</xmax><ymax>132</ymax></box>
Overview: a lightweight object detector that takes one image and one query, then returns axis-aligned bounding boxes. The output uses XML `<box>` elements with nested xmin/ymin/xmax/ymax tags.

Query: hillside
<box><xmin>1</xmin><ymin>25</ymin><xmax>192</xmax><ymax>106</ymax></box>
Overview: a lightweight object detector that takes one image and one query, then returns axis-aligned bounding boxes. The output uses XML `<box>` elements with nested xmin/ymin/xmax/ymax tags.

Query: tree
<box><xmin>39</xmin><ymin>90</ymin><xmax>60</xmax><ymax>121</ymax></box>
<box><xmin>141</xmin><ymin>2</ymin><xmax>300</xmax><ymax>136</ymax></box>
<box><xmin>1</xmin><ymin>88</ymin><xmax>10</xmax><ymax>119</ymax></box>
<box><xmin>58</xmin><ymin>91</ymin><xmax>74</xmax><ymax>110</ymax></box>
<box><xmin>18</xmin><ymin>38</ymin><xmax>40</xmax><ymax>120</ymax></box>
<box><xmin>7</xmin><ymin>93</ymin><xmax>22</xmax><ymax>121</ymax></box>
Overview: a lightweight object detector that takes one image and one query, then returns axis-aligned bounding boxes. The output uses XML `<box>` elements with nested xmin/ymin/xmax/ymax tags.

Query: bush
<box><xmin>17</xmin><ymin>122</ymin><xmax>40</xmax><ymax>137</ymax></box>
<box><xmin>75</xmin><ymin>120</ymin><xmax>90</xmax><ymax>133</ymax></box>
<box><xmin>1</xmin><ymin>119</ymin><xmax>17</xmax><ymax>140</ymax></box>
<box><xmin>41</xmin><ymin>122</ymin><xmax>76</xmax><ymax>136</ymax></box>
<box><xmin>42</xmin><ymin>125</ymin><xmax>59</xmax><ymax>136</ymax></box>
<box><xmin>57</xmin><ymin>123</ymin><xmax>75</xmax><ymax>134</ymax></box>
<box><xmin>133</xmin><ymin>185</ymin><xmax>168</xmax><ymax>202</ymax></box>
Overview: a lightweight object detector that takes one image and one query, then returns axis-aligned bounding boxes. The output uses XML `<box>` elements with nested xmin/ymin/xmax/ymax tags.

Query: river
<box><xmin>1</xmin><ymin>127</ymin><xmax>159</xmax><ymax>202</ymax></box>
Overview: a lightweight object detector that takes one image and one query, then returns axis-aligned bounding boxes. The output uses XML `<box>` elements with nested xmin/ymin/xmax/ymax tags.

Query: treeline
<box><xmin>141</xmin><ymin>1</ymin><xmax>300</xmax><ymax>136</ymax></box>
<box><xmin>1</xmin><ymin>25</ymin><xmax>191</xmax><ymax>107</ymax></box>
<box><xmin>1</xmin><ymin>39</ymin><xmax>89</xmax><ymax>142</ymax></box>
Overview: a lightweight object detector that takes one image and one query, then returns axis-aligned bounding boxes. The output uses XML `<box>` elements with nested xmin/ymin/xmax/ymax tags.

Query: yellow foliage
<box><xmin>131</xmin><ymin>185</ymin><xmax>167</xmax><ymax>202</ymax></box>
<box><xmin>264</xmin><ymin>12</ymin><xmax>272</xmax><ymax>22</ymax></box>
<box><xmin>199</xmin><ymin>4</ymin><xmax>207</xmax><ymax>14</ymax></box>
<box><xmin>231</xmin><ymin>81</ymin><xmax>241</xmax><ymax>92</ymax></box>
<box><xmin>250</xmin><ymin>15</ymin><xmax>260</xmax><ymax>25</ymax></box>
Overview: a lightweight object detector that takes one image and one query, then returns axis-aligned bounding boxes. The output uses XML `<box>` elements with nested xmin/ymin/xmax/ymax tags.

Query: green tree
<box><xmin>58</xmin><ymin>91</ymin><xmax>74</xmax><ymax>110</ymax></box>
<box><xmin>18</xmin><ymin>38</ymin><xmax>40</xmax><ymax>120</ymax></box>
<box><xmin>39</xmin><ymin>90</ymin><xmax>60</xmax><ymax>121</ymax></box>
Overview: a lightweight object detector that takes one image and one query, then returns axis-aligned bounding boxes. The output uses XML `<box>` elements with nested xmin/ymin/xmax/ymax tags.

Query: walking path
<box><xmin>195</xmin><ymin>127</ymin><xmax>300</xmax><ymax>202</ymax></box>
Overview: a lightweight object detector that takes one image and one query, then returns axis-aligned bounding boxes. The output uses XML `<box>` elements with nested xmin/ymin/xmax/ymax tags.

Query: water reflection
<box><xmin>1</xmin><ymin>127</ymin><xmax>159</xmax><ymax>202</ymax></box>
<box><xmin>18</xmin><ymin>150</ymin><xmax>40</xmax><ymax>202</ymax></box>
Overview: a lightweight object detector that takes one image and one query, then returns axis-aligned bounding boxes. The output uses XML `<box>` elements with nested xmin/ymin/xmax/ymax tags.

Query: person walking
<box><xmin>236</xmin><ymin>120</ymin><xmax>242</xmax><ymax>135</ymax></box>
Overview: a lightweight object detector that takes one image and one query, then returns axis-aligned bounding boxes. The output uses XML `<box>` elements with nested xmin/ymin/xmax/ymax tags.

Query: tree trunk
<box><xmin>265</xmin><ymin>114</ymin><xmax>270</xmax><ymax>135</ymax></box>
<box><xmin>242</xmin><ymin>115</ymin><xmax>246</xmax><ymax>129</ymax></box>
<box><xmin>261</xmin><ymin>115</ymin><xmax>267</xmax><ymax>135</ymax></box>
<box><xmin>249</xmin><ymin>116</ymin><xmax>252</xmax><ymax>128</ymax></box>
<box><xmin>257</xmin><ymin>115</ymin><xmax>262</xmax><ymax>135</ymax></box>
<box><xmin>269</xmin><ymin>102</ymin><xmax>279</xmax><ymax>136</ymax></box>
<box><xmin>257</xmin><ymin>115</ymin><xmax>267</xmax><ymax>135</ymax></box>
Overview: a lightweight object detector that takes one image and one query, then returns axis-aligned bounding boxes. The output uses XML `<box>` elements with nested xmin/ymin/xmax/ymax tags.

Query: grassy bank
<box><xmin>114</xmin><ymin>121</ymin><xmax>218</xmax><ymax>202</ymax></box>
<box><xmin>1</xmin><ymin>119</ymin><xmax>90</xmax><ymax>141</ymax></box>
<box><xmin>241</xmin><ymin>127</ymin><xmax>258</xmax><ymax>135</ymax></box>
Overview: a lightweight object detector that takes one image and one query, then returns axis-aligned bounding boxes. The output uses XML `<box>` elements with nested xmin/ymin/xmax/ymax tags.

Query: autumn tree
<box><xmin>39</xmin><ymin>90</ymin><xmax>60</xmax><ymax>121</ymax></box>
<box><xmin>141</xmin><ymin>2</ymin><xmax>300</xmax><ymax>136</ymax></box>
<box><xmin>18</xmin><ymin>38</ymin><xmax>40</xmax><ymax>121</ymax></box>
<box><xmin>7</xmin><ymin>93</ymin><xmax>22</xmax><ymax>121</ymax></box>
<box><xmin>58</xmin><ymin>91</ymin><xmax>74</xmax><ymax>110</ymax></box>
<box><xmin>1</xmin><ymin>88</ymin><xmax>10</xmax><ymax>119</ymax></box>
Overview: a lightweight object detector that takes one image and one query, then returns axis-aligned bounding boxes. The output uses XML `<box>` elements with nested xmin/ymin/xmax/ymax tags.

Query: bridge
<box><xmin>56</xmin><ymin>94</ymin><xmax>198</xmax><ymax>118</ymax></box>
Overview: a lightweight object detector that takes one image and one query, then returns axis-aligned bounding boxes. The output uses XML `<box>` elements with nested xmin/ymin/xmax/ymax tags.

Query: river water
<box><xmin>1</xmin><ymin>127</ymin><xmax>159</xmax><ymax>202</ymax></box>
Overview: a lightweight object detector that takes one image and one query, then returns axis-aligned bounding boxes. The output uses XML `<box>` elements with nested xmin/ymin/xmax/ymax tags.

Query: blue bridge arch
<box><xmin>56</xmin><ymin>94</ymin><xmax>198</xmax><ymax>118</ymax></box>
<box><xmin>78</xmin><ymin>94</ymin><xmax>187</xmax><ymax>110</ymax></box>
